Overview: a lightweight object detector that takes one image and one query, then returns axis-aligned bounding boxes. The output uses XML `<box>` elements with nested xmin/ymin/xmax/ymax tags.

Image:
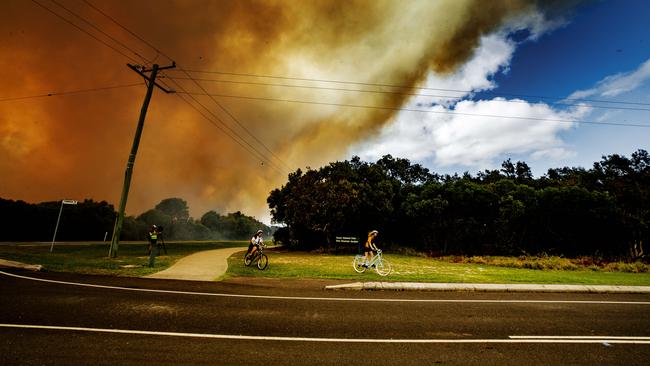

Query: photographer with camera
<box><xmin>148</xmin><ymin>225</ymin><xmax>159</xmax><ymax>267</ymax></box>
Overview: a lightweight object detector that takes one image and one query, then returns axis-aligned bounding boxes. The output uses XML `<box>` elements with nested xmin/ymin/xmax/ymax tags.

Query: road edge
<box><xmin>0</xmin><ymin>259</ymin><xmax>42</xmax><ymax>271</ymax></box>
<box><xmin>325</xmin><ymin>282</ymin><xmax>650</xmax><ymax>293</ymax></box>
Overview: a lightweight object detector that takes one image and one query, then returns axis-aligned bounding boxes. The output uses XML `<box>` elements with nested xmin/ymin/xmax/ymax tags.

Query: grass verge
<box><xmin>227</xmin><ymin>249</ymin><xmax>650</xmax><ymax>286</ymax></box>
<box><xmin>0</xmin><ymin>241</ymin><xmax>247</xmax><ymax>277</ymax></box>
<box><xmin>2</xmin><ymin>243</ymin><xmax>649</xmax><ymax>285</ymax></box>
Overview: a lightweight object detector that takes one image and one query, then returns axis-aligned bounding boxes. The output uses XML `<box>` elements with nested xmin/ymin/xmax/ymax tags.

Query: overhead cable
<box><xmin>81</xmin><ymin>0</ymin><xmax>290</xmax><ymax>172</ymax></box>
<box><xmin>164</xmin><ymin>78</ymin><xmax>287</xmax><ymax>174</ymax></box>
<box><xmin>164</xmin><ymin>76</ymin><xmax>650</xmax><ymax>112</ymax></box>
<box><xmin>175</xmin><ymin>91</ymin><xmax>650</xmax><ymax>128</ymax></box>
<box><xmin>0</xmin><ymin>83</ymin><xmax>142</xmax><ymax>102</ymax></box>
<box><xmin>30</xmin><ymin>0</ymin><xmax>141</xmax><ymax>64</ymax></box>
<box><xmin>48</xmin><ymin>0</ymin><xmax>151</xmax><ymax>66</ymax></box>
<box><xmin>169</xmin><ymin>69</ymin><xmax>650</xmax><ymax>107</ymax></box>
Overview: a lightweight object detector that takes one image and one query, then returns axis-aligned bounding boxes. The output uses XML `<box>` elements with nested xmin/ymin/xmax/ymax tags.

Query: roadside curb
<box><xmin>325</xmin><ymin>282</ymin><xmax>650</xmax><ymax>294</ymax></box>
<box><xmin>0</xmin><ymin>259</ymin><xmax>42</xmax><ymax>272</ymax></box>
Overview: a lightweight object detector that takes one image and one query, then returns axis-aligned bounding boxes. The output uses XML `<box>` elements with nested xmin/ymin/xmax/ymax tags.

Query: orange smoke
<box><xmin>0</xmin><ymin>0</ymin><xmax>547</xmax><ymax>222</ymax></box>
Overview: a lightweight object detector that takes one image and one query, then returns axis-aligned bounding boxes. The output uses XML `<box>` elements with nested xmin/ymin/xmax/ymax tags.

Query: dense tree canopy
<box><xmin>2</xmin><ymin>150</ymin><xmax>648</xmax><ymax>260</ymax></box>
<box><xmin>268</xmin><ymin>151</ymin><xmax>650</xmax><ymax>259</ymax></box>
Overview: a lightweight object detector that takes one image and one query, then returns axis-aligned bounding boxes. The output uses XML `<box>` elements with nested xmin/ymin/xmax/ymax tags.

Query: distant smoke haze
<box><xmin>0</xmin><ymin>0</ymin><xmax>571</xmax><ymax>222</ymax></box>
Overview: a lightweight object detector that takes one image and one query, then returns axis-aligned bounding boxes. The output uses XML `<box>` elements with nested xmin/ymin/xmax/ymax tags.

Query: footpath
<box><xmin>2</xmin><ymin>250</ymin><xmax>650</xmax><ymax>293</ymax></box>
<box><xmin>145</xmin><ymin>247</ymin><xmax>246</xmax><ymax>281</ymax></box>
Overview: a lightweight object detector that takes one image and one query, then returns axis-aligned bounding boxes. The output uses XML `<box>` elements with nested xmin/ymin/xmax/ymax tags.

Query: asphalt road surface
<box><xmin>1</xmin><ymin>269</ymin><xmax>649</xmax><ymax>365</ymax></box>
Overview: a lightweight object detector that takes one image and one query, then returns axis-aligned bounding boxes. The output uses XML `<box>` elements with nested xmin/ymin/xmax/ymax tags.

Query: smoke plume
<box><xmin>0</xmin><ymin>0</ymin><xmax>553</xmax><ymax>222</ymax></box>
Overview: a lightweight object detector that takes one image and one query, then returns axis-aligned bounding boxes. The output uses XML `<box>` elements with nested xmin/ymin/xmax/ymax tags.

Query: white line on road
<box><xmin>510</xmin><ymin>335</ymin><xmax>650</xmax><ymax>340</ymax></box>
<box><xmin>2</xmin><ymin>324</ymin><xmax>650</xmax><ymax>344</ymax></box>
<box><xmin>2</xmin><ymin>270</ymin><xmax>650</xmax><ymax>305</ymax></box>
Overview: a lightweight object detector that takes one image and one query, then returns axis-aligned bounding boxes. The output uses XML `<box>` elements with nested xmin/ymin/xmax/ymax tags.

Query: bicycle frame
<box><xmin>252</xmin><ymin>245</ymin><xmax>264</xmax><ymax>258</ymax></box>
<box><xmin>245</xmin><ymin>244</ymin><xmax>269</xmax><ymax>270</ymax></box>
<box><xmin>353</xmin><ymin>249</ymin><xmax>391</xmax><ymax>276</ymax></box>
<box><xmin>365</xmin><ymin>250</ymin><xmax>383</xmax><ymax>267</ymax></box>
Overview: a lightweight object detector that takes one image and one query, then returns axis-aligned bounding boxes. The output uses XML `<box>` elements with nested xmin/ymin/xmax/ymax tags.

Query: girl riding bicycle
<box><xmin>246</xmin><ymin>229</ymin><xmax>264</xmax><ymax>259</ymax></box>
<box><xmin>363</xmin><ymin>230</ymin><xmax>379</xmax><ymax>267</ymax></box>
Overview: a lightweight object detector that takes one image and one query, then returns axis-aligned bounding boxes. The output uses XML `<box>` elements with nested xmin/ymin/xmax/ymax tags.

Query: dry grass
<box><xmin>439</xmin><ymin>255</ymin><xmax>649</xmax><ymax>273</ymax></box>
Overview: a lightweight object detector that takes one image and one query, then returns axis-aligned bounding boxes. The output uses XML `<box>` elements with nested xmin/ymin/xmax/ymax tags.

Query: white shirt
<box><xmin>251</xmin><ymin>236</ymin><xmax>263</xmax><ymax>246</ymax></box>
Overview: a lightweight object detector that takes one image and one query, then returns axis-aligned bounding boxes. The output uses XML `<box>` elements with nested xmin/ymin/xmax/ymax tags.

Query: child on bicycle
<box><xmin>363</xmin><ymin>230</ymin><xmax>379</xmax><ymax>267</ymax></box>
<box><xmin>246</xmin><ymin>229</ymin><xmax>264</xmax><ymax>259</ymax></box>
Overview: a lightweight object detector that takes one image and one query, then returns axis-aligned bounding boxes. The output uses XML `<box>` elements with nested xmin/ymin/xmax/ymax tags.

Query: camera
<box><xmin>157</xmin><ymin>226</ymin><xmax>164</xmax><ymax>232</ymax></box>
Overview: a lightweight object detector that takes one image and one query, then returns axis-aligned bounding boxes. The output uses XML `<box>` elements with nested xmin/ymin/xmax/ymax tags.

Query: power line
<box><xmin>34</xmin><ymin>0</ymin><xmax>180</xmax><ymax>95</ymax></box>
<box><xmin>175</xmin><ymin>90</ymin><xmax>650</xmax><ymax>129</ymax></box>
<box><xmin>164</xmin><ymin>76</ymin><xmax>650</xmax><ymax>112</ymax></box>
<box><xmin>81</xmin><ymin>0</ymin><xmax>290</xmax><ymax>172</ymax></box>
<box><xmin>30</xmin><ymin>0</ymin><xmax>140</xmax><ymax>64</ymax></box>
<box><xmin>48</xmin><ymin>0</ymin><xmax>151</xmax><ymax>66</ymax></box>
<box><xmin>167</xmin><ymin>79</ymin><xmax>287</xmax><ymax>175</ymax></box>
<box><xmin>175</xmin><ymin>94</ymin><xmax>286</xmax><ymax>175</ymax></box>
<box><xmin>82</xmin><ymin>0</ymin><xmax>169</xmax><ymax>63</ymax></box>
<box><xmin>0</xmin><ymin>83</ymin><xmax>142</xmax><ymax>102</ymax></box>
<box><xmin>33</xmin><ymin>0</ymin><xmax>286</xmax><ymax>173</ymax></box>
<box><xmin>170</xmin><ymin>69</ymin><xmax>650</xmax><ymax>107</ymax></box>
<box><xmin>174</xmin><ymin>73</ymin><xmax>292</xmax><ymax>171</ymax></box>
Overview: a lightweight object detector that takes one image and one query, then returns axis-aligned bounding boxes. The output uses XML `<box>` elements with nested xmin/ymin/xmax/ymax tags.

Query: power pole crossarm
<box><xmin>109</xmin><ymin>62</ymin><xmax>175</xmax><ymax>258</ymax></box>
<box><xmin>127</xmin><ymin>63</ymin><xmax>176</xmax><ymax>94</ymax></box>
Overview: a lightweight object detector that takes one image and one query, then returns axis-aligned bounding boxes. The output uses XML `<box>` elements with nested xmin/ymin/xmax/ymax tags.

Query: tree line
<box><xmin>268</xmin><ymin>150</ymin><xmax>649</xmax><ymax>260</ymax></box>
<box><xmin>0</xmin><ymin>197</ymin><xmax>271</xmax><ymax>242</ymax></box>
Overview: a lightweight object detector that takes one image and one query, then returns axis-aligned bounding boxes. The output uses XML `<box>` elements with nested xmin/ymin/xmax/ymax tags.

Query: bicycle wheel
<box><xmin>244</xmin><ymin>252</ymin><xmax>253</xmax><ymax>266</ymax></box>
<box><xmin>352</xmin><ymin>255</ymin><xmax>366</xmax><ymax>273</ymax></box>
<box><xmin>375</xmin><ymin>259</ymin><xmax>392</xmax><ymax>276</ymax></box>
<box><xmin>257</xmin><ymin>254</ymin><xmax>269</xmax><ymax>270</ymax></box>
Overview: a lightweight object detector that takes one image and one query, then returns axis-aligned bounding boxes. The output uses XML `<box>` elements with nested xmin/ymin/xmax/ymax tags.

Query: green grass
<box><xmin>0</xmin><ymin>241</ymin><xmax>247</xmax><ymax>277</ymax></box>
<box><xmin>227</xmin><ymin>250</ymin><xmax>650</xmax><ymax>286</ymax></box>
<box><xmin>2</xmin><ymin>242</ymin><xmax>649</xmax><ymax>286</ymax></box>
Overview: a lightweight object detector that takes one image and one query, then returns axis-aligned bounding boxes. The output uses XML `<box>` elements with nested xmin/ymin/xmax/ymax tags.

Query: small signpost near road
<box><xmin>50</xmin><ymin>199</ymin><xmax>78</xmax><ymax>252</ymax></box>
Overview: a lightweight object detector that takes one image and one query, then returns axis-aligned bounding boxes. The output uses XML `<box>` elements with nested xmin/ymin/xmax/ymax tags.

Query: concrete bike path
<box><xmin>145</xmin><ymin>247</ymin><xmax>246</xmax><ymax>281</ymax></box>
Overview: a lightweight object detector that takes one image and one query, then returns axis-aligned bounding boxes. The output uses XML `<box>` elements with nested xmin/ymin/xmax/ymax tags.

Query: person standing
<box><xmin>148</xmin><ymin>225</ymin><xmax>159</xmax><ymax>267</ymax></box>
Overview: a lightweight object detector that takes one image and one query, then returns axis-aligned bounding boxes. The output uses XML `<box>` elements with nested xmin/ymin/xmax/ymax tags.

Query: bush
<box><xmin>604</xmin><ymin>261</ymin><xmax>649</xmax><ymax>273</ymax></box>
<box><xmin>428</xmin><ymin>254</ymin><xmax>648</xmax><ymax>272</ymax></box>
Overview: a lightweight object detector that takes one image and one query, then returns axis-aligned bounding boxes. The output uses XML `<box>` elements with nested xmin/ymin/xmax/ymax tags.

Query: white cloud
<box><xmin>354</xmin><ymin>97</ymin><xmax>587</xmax><ymax>168</ymax></box>
<box><xmin>351</xmin><ymin>19</ymin><xmax>587</xmax><ymax>170</ymax></box>
<box><xmin>569</xmin><ymin>59</ymin><xmax>650</xmax><ymax>98</ymax></box>
<box><xmin>502</xmin><ymin>8</ymin><xmax>569</xmax><ymax>41</ymax></box>
<box><xmin>410</xmin><ymin>33</ymin><xmax>515</xmax><ymax>107</ymax></box>
<box><xmin>530</xmin><ymin>147</ymin><xmax>576</xmax><ymax>161</ymax></box>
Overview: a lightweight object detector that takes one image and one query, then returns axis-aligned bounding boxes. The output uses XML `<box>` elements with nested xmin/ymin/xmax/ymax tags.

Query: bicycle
<box><xmin>244</xmin><ymin>244</ymin><xmax>269</xmax><ymax>270</ymax></box>
<box><xmin>352</xmin><ymin>249</ymin><xmax>392</xmax><ymax>276</ymax></box>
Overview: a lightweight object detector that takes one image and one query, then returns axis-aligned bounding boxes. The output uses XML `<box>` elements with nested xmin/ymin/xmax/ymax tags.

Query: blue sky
<box><xmin>494</xmin><ymin>0</ymin><xmax>649</xmax><ymax>99</ymax></box>
<box><xmin>352</xmin><ymin>0</ymin><xmax>650</xmax><ymax>177</ymax></box>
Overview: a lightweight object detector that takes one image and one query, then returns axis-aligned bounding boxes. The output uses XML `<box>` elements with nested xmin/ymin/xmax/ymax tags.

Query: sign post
<box><xmin>50</xmin><ymin>199</ymin><xmax>78</xmax><ymax>252</ymax></box>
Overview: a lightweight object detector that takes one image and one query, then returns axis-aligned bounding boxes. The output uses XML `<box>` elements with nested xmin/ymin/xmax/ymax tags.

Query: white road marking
<box><xmin>510</xmin><ymin>335</ymin><xmax>650</xmax><ymax>340</ymax></box>
<box><xmin>1</xmin><ymin>324</ymin><xmax>649</xmax><ymax>344</ymax></box>
<box><xmin>2</xmin><ymin>270</ymin><xmax>649</xmax><ymax>305</ymax></box>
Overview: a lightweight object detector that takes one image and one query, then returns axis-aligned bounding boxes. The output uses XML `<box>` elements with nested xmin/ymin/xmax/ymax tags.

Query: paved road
<box><xmin>1</xmin><ymin>269</ymin><xmax>649</xmax><ymax>365</ymax></box>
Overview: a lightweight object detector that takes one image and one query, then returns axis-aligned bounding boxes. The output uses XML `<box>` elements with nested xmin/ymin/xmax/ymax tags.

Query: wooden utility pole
<box><xmin>109</xmin><ymin>62</ymin><xmax>175</xmax><ymax>258</ymax></box>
